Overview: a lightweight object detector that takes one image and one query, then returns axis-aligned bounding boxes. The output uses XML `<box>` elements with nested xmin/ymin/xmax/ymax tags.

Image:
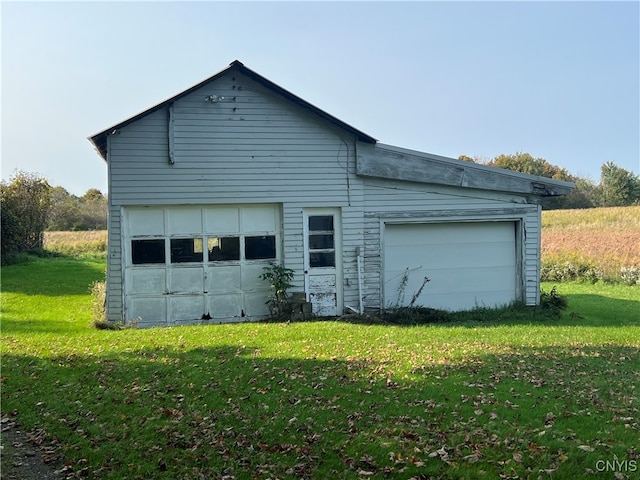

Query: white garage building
<box><xmin>90</xmin><ymin>60</ymin><xmax>573</xmax><ymax>327</ymax></box>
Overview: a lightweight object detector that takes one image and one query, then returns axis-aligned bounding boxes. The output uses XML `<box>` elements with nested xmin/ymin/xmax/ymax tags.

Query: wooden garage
<box><xmin>89</xmin><ymin>60</ymin><xmax>573</xmax><ymax>326</ymax></box>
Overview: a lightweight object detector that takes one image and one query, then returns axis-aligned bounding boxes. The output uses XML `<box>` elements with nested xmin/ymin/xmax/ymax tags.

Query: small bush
<box><xmin>539</xmin><ymin>286</ymin><xmax>568</xmax><ymax>317</ymax></box>
<box><xmin>541</xmin><ymin>255</ymin><xmax>604</xmax><ymax>283</ymax></box>
<box><xmin>259</xmin><ymin>263</ymin><xmax>295</xmax><ymax>320</ymax></box>
<box><xmin>620</xmin><ymin>266</ymin><xmax>640</xmax><ymax>285</ymax></box>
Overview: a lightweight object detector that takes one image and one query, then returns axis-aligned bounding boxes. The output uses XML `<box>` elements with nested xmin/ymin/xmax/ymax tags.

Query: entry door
<box><xmin>303</xmin><ymin>209</ymin><xmax>342</xmax><ymax>316</ymax></box>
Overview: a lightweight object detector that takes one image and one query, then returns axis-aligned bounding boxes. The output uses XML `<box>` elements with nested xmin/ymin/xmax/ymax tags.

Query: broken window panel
<box><xmin>170</xmin><ymin>238</ymin><xmax>204</xmax><ymax>263</ymax></box>
<box><xmin>310</xmin><ymin>251</ymin><xmax>335</xmax><ymax>268</ymax></box>
<box><xmin>132</xmin><ymin>239</ymin><xmax>166</xmax><ymax>265</ymax></box>
<box><xmin>207</xmin><ymin>236</ymin><xmax>240</xmax><ymax>261</ymax></box>
<box><xmin>245</xmin><ymin>235</ymin><xmax>276</xmax><ymax>260</ymax></box>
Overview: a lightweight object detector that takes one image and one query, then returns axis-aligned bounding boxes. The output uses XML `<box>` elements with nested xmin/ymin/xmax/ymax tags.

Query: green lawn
<box><xmin>1</xmin><ymin>257</ymin><xmax>639</xmax><ymax>479</ymax></box>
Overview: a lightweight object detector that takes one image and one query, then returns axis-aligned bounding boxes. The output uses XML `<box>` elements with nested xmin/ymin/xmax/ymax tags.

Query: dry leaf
<box><xmin>577</xmin><ymin>445</ymin><xmax>594</xmax><ymax>452</ymax></box>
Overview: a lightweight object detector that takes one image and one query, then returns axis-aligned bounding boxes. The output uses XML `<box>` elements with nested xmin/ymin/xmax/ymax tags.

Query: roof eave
<box><xmin>356</xmin><ymin>142</ymin><xmax>576</xmax><ymax>197</ymax></box>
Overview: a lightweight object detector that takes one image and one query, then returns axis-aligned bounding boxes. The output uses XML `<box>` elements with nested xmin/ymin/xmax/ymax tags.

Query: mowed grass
<box><xmin>541</xmin><ymin>206</ymin><xmax>640</xmax><ymax>282</ymax></box>
<box><xmin>2</xmin><ymin>256</ymin><xmax>639</xmax><ymax>479</ymax></box>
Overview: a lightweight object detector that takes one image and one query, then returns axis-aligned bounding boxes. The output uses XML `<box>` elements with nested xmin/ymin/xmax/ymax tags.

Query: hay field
<box><xmin>43</xmin><ymin>208</ymin><xmax>640</xmax><ymax>282</ymax></box>
<box><xmin>44</xmin><ymin>230</ymin><xmax>107</xmax><ymax>255</ymax></box>
<box><xmin>541</xmin><ymin>206</ymin><xmax>640</xmax><ymax>282</ymax></box>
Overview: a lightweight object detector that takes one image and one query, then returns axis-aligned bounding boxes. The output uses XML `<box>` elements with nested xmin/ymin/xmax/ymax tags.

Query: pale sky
<box><xmin>2</xmin><ymin>1</ymin><xmax>639</xmax><ymax>196</ymax></box>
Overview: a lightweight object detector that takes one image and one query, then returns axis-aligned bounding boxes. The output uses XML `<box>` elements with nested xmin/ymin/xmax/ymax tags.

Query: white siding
<box><xmin>105</xmin><ymin>206</ymin><xmax>123</xmax><ymax>322</ymax></box>
<box><xmin>362</xmin><ymin>178</ymin><xmax>541</xmax><ymax>311</ymax></box>
<box><xmin>524</xmin><ymin>207</ymin><xmax>542</xmax><ymax>305</ymax></box>
<box><xmin>106</xmin><ymin>70</ymin><xmax>365</xmax><ymax>322</ymax></box>
<box><xmin>104</xmin><ymin>69</ymin><xmax>545</xmax><ymax>323</ymax></box>
<box><xmin>108</xmin><ymin>73</ymin><xmax>358</xmax><ymax>206</ymax></box>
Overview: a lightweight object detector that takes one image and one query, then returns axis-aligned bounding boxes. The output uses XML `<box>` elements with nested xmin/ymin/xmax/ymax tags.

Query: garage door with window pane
<box><xmin>384</xmin><ymin>222</ymin><xmax>517</xmax><ymax>311</ymax></box>
<box><xmin>124</xmin><ymin>205</ymin><xmax>280</xmax><ymax>326</ymax></box>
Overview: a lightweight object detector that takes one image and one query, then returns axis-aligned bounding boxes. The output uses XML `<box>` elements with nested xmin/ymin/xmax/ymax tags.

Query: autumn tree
<box><xmin>1</xmin><ymin>171</ymin><xmax>52</xmax><ymax>258</ymax></box>
<box><xmin>459</xmin><ymin>152</ymin><xmax>638</xmax><ymax>209</ymax></box>
<box><xmin>486</xmin><ymin>152</ymin><xmax>574</xmax><ymax>182</ymax></box>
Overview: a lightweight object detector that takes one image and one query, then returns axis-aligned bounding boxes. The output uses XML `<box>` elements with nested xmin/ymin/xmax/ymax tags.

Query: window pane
<box><xmin>132</xmin><ymin>239</ymin><xmax>165</xmax><ymax>264</ymax></box>
<box><xmin>308</xmin><ymin>215</ymin><xmax>333</xmax><ymax>232</ymax></box>
<box><xmin>309</xmin><ymin>234</ymin><xmax>334</xmax><ymax>249</ymax></box>
<box><xmin>207</xmin><ymin>236</ymin><xmax>240</xmax><ymax>261</ymax></box>
<box><xmin>310</xmin><ymin>251</ymin><xmax>335</xmax><ymax>267</ymax></box>
<box><xmin>170</xmin><ymin>238</ymin><xmax>204</xmax><ymax>263</ymax></box>
<box><xmin>245</xmin><ymin>235</ymin><xmax>276</xmax><ymax>260</ymax></box>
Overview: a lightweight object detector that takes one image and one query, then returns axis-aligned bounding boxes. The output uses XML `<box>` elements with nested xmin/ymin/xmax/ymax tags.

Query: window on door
<box><xmin>170</xmin><ymin>238</ymin><xmax>204</xmax><ymax>263</ymax></box>
<box><xmin>308</xmin><ymin>215</ymin><xmax>335</xmax><ymax>267</ymax></box>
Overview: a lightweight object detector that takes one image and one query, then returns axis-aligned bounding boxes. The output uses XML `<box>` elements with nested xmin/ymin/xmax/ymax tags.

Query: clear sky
<box><xmin>2</xmin><ymin>1</ymin><xmax>639</xmax><ymax>196</ymax></box>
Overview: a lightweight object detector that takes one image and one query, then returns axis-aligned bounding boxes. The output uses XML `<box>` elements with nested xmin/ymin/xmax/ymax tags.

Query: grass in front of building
<box><xmin>1</xmin><ymin>257</ymin><xmax>638</xmax><ymax>479</ymax></box>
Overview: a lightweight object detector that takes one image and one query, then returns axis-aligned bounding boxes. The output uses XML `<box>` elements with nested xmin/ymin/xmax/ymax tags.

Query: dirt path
<box><xmin>1</xmin><ymin>416</ymin><xmax>65</xmax><ymax>480</ymax></box>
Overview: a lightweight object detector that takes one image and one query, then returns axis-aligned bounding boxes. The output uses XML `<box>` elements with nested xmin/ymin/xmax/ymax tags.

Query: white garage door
<box><xmin>384</xmin><ymin>222</ymin><xmax>517</xmax><ymax>311</ymax></box>
<box><xmin>123</xmin><ymin>205</ymin><xmax>280</xmax><ymax>326</ymax></box>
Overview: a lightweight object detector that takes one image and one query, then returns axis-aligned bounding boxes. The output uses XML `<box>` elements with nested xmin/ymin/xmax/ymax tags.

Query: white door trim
<box><xmin>302</xmin><ymin>208</ymin><xmax>343</xmax><ymax>316</ymax></box>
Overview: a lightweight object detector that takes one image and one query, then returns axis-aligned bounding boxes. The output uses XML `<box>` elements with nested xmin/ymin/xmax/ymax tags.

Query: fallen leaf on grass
<box><xmin>357</xmin><ymin>469</ymin><xmax>375</xmax><ymax>476</ymax></box>
<box><xmin>577</xmin><ymin>445</ymin><xmax>594</xmax><ymax>452</ymax></box>
<box><xmin>463</xmin><ymin>453</ymin><xmax>480</xmax><ymax>463</ymax></box>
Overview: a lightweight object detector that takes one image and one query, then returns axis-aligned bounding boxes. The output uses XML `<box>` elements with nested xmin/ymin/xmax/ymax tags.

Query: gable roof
<box><xmin>88</xmin><ymin>60</ymin><xmax>574</xmax><ymax>198</ymax></box>
<box><xmin>88</xmin><ymin>60</ymin><xmax>377</xmax><ymax>161</ymax></box>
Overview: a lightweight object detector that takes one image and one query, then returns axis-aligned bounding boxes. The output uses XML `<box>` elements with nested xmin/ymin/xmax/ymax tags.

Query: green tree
<box><xmin>47</xmin><ymin>186</ymin><xmax>81</xmax><ymax>231</ymax></box>
<box><xmin>47</xmin><ymin>187</ymin><xmax>107</xmax><ymax>231</ymax></box>
<box><xmin>1</xmin><ymin>171</ymin><xmax>52</xmax><ymax>258</ymax></box>
<box><xmin>599</xmin><ymin>161</ymin><xmax>640</xmax><ymax>207</ymax></box>
<box><xmin>80</xmin><ymin>188</ymin><xmax>107</xmax><ymax>230</ymax></box>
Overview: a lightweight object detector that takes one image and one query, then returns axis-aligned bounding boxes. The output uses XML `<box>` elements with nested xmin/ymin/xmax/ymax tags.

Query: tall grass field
<box><xmin>541</xmin><ymin>206</ymin><xmax>640</xmax><ymax>284</ymax></box>
<box><xmin>2</xmin><ymin>208</ymin><xmax>639</xmax><ymax>479</ymax></box>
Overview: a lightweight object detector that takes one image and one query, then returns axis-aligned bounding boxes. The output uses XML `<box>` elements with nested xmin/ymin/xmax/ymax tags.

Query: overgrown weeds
<box><xmin>382</xmin><ymin>292</ymin><xmax>568</xmax><ymax>326</ymax></box>
<box><xmin>90</xmin><ymin>280</ymin><xmax>111</xmax><ymax>329</ymax></box>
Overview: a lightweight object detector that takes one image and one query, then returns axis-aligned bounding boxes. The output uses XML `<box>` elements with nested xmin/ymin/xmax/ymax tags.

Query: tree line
<box><xmin>1</xmin><ymin>171</ymin><xmax>107</xmax><ymax>259</ymax></box>
<box><xmin>458</xmin><ymin>152</ymin><xmax>640</xmax><ymax>210</ymax></box>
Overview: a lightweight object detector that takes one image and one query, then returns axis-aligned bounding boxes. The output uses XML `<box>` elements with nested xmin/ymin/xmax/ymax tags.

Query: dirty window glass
<box><xmin>132</xmin><ymin>239</ymin><xmax>166</xmax><ymax>264</ymax></box>
<box><xmin>309</xmin><ymin>234</ymin><xmax>334</xmax><ymax>250</ymax></box>
<box><xmin>308</xmin><ymin>216</ymin><xmax>333</xmax><ymax>231</ymax></box>
<box><xmin>308</xmin><ymin>215</ymin><xmax>335</xmax><ymax>267</ymax></box>
<box><xmin>207</xmin><ymin>236</ymin><xmax>240</xmax><ymax>261</ymax></box>
<box><xmin>245</xmin><ymin>236</ymin><xmax>276</xmax><ymax>260</ymax></box>
<box><xmin>170</xmin><ymin>238</ymin><xmax>204</xmax><ymax>263</ymax></box>
<box><xmin>310</xmin><ymin>252</ymin><xmax>335</xmax><ymax>268</ymax></box>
